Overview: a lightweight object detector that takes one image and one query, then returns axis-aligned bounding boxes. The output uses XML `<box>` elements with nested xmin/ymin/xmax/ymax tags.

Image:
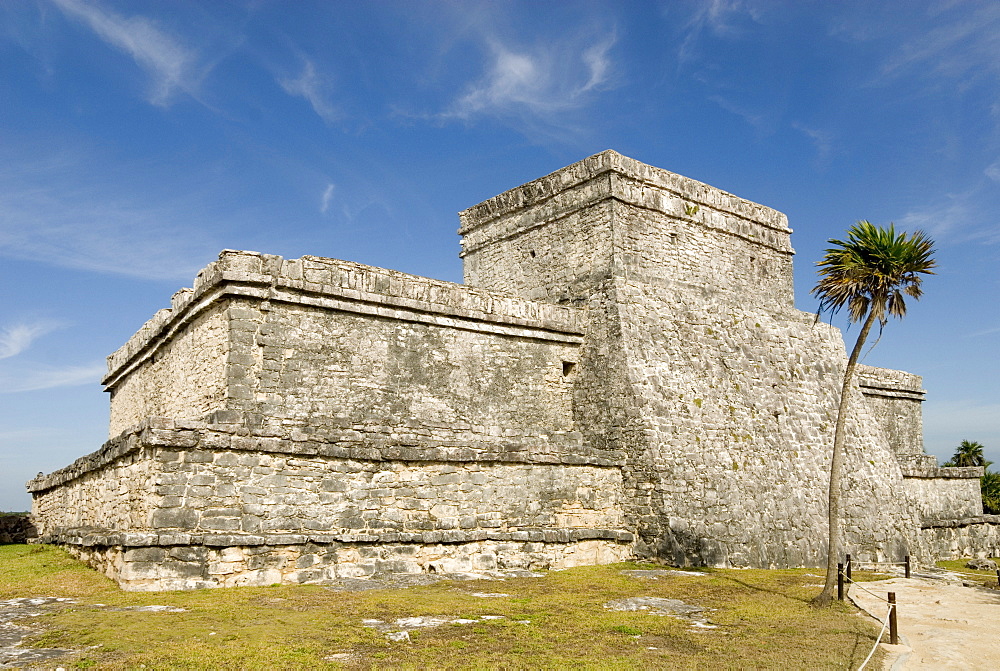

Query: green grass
<box><xmin>936</xmin><ymin>557</ymin><xmax>1000</xmax><ymax>587</ymax></box>
<box><xmin>0</xmin><ymin>545</ymin><xmax>889</xmax><ymax>669</ymax></box>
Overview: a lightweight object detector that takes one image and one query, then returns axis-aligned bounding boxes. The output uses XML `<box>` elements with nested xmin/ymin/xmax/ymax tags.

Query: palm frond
<box><xmin>812</xmin><ymin>220</ymin><xmax>936</xmax><ymax>324</ymax></box>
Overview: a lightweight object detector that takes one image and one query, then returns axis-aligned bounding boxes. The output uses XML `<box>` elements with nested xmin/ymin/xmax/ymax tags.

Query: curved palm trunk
<box><xmin>813</xmin><ymin>309</ymin><xmax>878</xmax><ymax>607</ymax></box>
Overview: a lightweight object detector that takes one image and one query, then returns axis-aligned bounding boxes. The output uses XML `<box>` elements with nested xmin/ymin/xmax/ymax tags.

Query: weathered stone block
<box><xmin>151</xmin><ymin>509</ymin><xmax>199</xmax><ymax>529</ymax></box>
<box><xmin>124</xmin><ymin>547</ymin><xmax>166</xmax><ymax>562</ymax></box>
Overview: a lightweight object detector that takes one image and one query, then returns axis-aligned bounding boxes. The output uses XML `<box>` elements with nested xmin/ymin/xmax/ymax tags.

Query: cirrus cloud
<box><xmin>0</xmin><ymin>322</ymin><xmax>63</xmax><ymax>360</ymax></box>
<box><xmin>446</xmin><ymin>33</ymin><xmax>616</xmax><ymax>121</ymax></box>
<box><xmin>50</xmin><ymin>0</ymin><xmax>201</xmax><ymax>105</ymax></box>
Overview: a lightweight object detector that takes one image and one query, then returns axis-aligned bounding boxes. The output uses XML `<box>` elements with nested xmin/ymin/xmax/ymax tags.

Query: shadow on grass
<box><xmin>713</xmin><ymin>573</ymin><xmax>814</xmax><ymax>604</ymax></box>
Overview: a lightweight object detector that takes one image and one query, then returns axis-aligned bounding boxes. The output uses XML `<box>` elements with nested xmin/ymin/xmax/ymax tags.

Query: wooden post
<box><xmin>904</xmin><ymin>555</ymin><xmax>910</xmax><ymax>579</ymax></box>
<box><xmin>838</xmin><ymin>563</ymin><xmax>844</xmax><ymax>601</ymax></box>
<box><xmin>888</xmin><ymin>592</ymin><xmax>898</xmax><ymax>645</ymax></box>
<box><xmin>846</xmin><ymin>553</ymin><xmax>852</xmax><ymax>580</ymax></box>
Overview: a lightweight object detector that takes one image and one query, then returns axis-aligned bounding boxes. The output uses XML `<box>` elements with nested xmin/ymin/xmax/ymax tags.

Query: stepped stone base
<box><xmin>918</xmin><ymin>515</ymin><xmax>1000</xmax><ymax>561</ymax></box>
<box><xmin>43</xmin><ymin>529</ymin><xmax>634</xmax><ymax>591</ymax></box>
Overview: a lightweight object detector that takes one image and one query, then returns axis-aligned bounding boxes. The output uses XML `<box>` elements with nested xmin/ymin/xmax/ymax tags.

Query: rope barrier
<box><xmin>851</xmin><ymin>561</ymin><xmax>908</xmax><ymax>566</ymax></box>
<box><xmin>843</xmin><ymin>574</ymin><xmax>891</xmax><ymax>602</ymax></box>
<box><xmin>840</xmin><ymin>556</ymin><xmax>901</xmax><ymax>668</ymax></box>
<box><xmin>856</xmin><ymin>603</ymin><xmax>894</xmax><ymax>671</ymax></box>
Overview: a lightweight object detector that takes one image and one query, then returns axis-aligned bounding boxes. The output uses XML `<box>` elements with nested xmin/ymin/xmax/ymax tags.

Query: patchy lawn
<box><xmin>936</xmin><ymin>557</ymin><xmax>1000</xmax><ymax>589</ymax></box>
<box><xmin>1</xmin><ymin>544</ymin><xmax>888</xmax><ymax>669</ymax></box>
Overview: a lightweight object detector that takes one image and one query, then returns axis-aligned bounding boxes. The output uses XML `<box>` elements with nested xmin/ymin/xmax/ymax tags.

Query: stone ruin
<box><xmin>27</xmin><ymin>151</ymin><xmax>999</xmax><ymax>590</ymax></box>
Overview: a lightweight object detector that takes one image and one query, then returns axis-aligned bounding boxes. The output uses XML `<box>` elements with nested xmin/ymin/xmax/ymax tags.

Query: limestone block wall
<box><xmin>232</xmin><ymin>297</ymin><xmax>578</xmax><ymax>437</ymax></box>
<box><xmin>107</xmin><ymin>307</ymin><xmax>229</xmax><ymax>437</ymax></box>
<box><xmin>103</xmin><ymin>251</ymin><xmax>587</xmax><ymax>445</ymax></box>
<box><xmin>459</xmin><ymin>150</ymin><xmax>924</xmax><ymax>566</ymax></box>
<box><xmin>918</xmin><ymin>515</ymin><xmax>1000</xmax><ymax>560</ymax></box>
<box><xmin>460</xmin><ymin>150</ymin><xmax>795</xmax><ymax>310</ymax></box>
<box><xmin>30</xmin><ymin>246</ymin><xmax>635</xmax><ymax>588</ymax></box>
<box><xmin>28</xmin><ymin>419</ymin><xmax>631</xmax><ymax>589</ymax></box>
<box><xmin>902</xmin><ymin>467</ymin><xmax>984</xmax><ymax>524</ymax></box>
<box><xmin>461</xmin><ymin>186</ymin><xmax>616</xmax><ymax>303</ymax></box>
<box><xmin>41</xmin><ymin>248</ymin><xmax>613</xmax><ymax>536</ymax></box>
<box><xmin>857</xmin><ymin>365</ymin><xmax>927</xmax><ymax>465</ymax></box>
<box><xmin>856</xmin><ymin>367</ymin><xmax>985</xmax><ymax>531</ymax></box>
<box><xmin>62</xmin><ymin>536</ymin><xmax>635</xmax><ymax>591</ymax></box>
<box><xmin>30</xmin><ymin>435</ymin><xmax>158</xmax><ymax>535</ymax></box>
<box><xmin>151</xmin><ymin>451</ymin><xmax>623</xmax><ymax>535</ymax></box>
<box><xmin>613</xmin><ymin>278</ymin><xmax>920</xmax><ymax>566</ymax></box>
<box><xmin>29</xmin><ymin>422</ymin><xmax>624</xmax><ymax>538</ymax></box>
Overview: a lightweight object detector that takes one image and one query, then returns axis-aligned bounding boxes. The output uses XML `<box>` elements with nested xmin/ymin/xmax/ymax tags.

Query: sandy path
<box><xmin>848</xmin><ymin>576</ymin><xmax>1000</xmax><ymax>669</ymax></box>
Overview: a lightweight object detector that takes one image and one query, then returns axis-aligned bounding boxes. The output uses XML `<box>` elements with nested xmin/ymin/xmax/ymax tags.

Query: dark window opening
<box><xmin>562</xmin><ymin>361</ymin><xmax>577</xmax><ymax>377</ymax></box>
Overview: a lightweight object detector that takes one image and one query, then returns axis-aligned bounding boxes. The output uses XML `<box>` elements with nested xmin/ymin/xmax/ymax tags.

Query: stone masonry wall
<box><xmin>857</xmin><ymin>365</ymin><xmax>927</xmax><ymax>466</ymax></box>
<box><xmin>29</xmin><ymin>419</ymin><xmax>631</xmax><ymax>589</ymax></box>
<box><xmin>30</xmin><ymin>426</ymin><xmax>624</xmax><ymax>538</ymax></box>
<box><xmin>230</xmin><ymin>297</ymin><xmax>578</xmax><ymax>438</ymax></box>
<box><xmin>459</xmin><ymin>151</ymin><xmax>924</xmax><ymax>566</ymax></box>
<box><xmin>31</xmin><ymin>444</ymin><xmax>158</xmax><ymax>535</ymax></box>
<box><xmin>104</xmin><ymin>251</ymin><xmax>586</xmax><ymax>440</ymax></box>
<box><xmin>460</xmin><ymin>150</ymin><xmax>794</xmax><ymax>311</ymax></box>
<box><xmin>61</xmin><ymin>537</ymin><xmax>634</xmax><ymax>591</ymax></box>
<box><xmin>107</xmin><ymin>307</ymin><xmax>229</xmax><ymax>437</ymax></box>
<box><xmin>918</xmin><ymin>515</ymin><xmax>1000</xmax><ymax>560</ymax></box>
<box><xmin>902</xmin><ymin>467</ymin><xmax>984</xmax><ymax>525</ymax></box>
<box><xmin>31</xmin><ymin>245</ymin><xmax>630</xmax><ymax>588</ymax></box>
<box><xmin>612</xmin><ymin>274</ymin><xmax>920</xmax><ymax>566</ymax></box>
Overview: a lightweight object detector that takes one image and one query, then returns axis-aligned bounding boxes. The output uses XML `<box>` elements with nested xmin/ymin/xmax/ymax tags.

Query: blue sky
<box><xmin>1</xmin><ymin>0</ymin><xmax>998</xmax><ymax>511</ymax></box>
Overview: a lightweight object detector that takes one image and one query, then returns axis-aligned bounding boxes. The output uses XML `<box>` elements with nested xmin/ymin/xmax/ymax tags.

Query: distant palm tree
<box><xmin>981</xmin><ymin>470</ymin><xmax>1000</xmax><ymax>515</ymax></box>
<box><xmin>948</xmin><ymin>440</ymin><xmax>988</xmax><ymax>467</ymax></box>
<box><xmin>811</xmin><ymin>221</ymin><xmax>936</xmax><ymax>607</ymax></box>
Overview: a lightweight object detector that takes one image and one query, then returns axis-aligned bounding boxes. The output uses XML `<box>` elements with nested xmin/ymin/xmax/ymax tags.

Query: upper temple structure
<box><xmin>28</xmin><ymin>151</ymin><xmax>999</xmax><ymax>590</ymax></box>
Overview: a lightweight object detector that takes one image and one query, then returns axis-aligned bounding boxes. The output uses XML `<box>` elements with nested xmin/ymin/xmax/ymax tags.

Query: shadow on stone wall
<box><xmin>0</xmin><ymin>514</ymin><xmax>37</xmax><ymax>544</ymax></box>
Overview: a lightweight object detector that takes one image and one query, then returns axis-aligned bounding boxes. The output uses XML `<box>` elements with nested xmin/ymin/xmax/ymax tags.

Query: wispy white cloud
<box><xmin>677</xmin><ymin>0</ymin><xmax>764</xmax><ymax>64</ymax></box>
<box><xmin>0</xmin><ymin>362</ymin><xmax>105</xmax><ymax>393</ymax></box>
<box><xmin>709</xmin><ymin>94</ymin><xmax>768</xmax><ymax>132</ymax></box>
<box><xmin>0</xmin><ymin>427</ymin><xmax>67</xmax><ymax>442</ymax></box>
<box><xmin>0</xmin><ymin>186</ymin><xmax>215</xmax><ymax>280</ymax></box>
<box><xmin>702</xmin><ymin>0</ymin><xmax>764</xmax><ymax>33</ymax></box>
<box><xmin>279</xmin><ymin>59</ymin><xmax>340</xmax><ymax>124</ymax></box>
<box><xmin>879</xmin><ymin>3</ymin><xmax>1000</xmax><ymax>84</ymax></box>
<box><xmin>986</xmin><ymin>161</ymin><xmax>1000</xmax><ymax>182</ymax></box>
<box><xmin>896</xmin><ymin>196</ymin><xmax>969</xmax><ymax>241</ymax></box>
<box><xmin>0</xmin><ymin>322</ymin><xmax>62</xmax><ymax>360</ymax></box>
<box><xmin>895</xmin><ymin>190</ymin><xmax>1000</xmax><ymax>245</ymax></box>
<box><xmin>0</xmin><ymin>150</ymin><xmax>219</xmax><ymax>280</ymax></box>
<box><xmin>446</xmin><ymin>33</ymin><xmax>615</xmax><ymax>121</ymax></box>
<box><xmin>792</xmin><ymin>122</ymin><xmax>835</xmax><ymax>164</ymax></box>
<box><xmin>50</xmin><ymin>0</ymin><xmax>200</xmax><ymax>106</ymax></box>
<box><xmin>320</xmin><ymin>183</ymin><xmax>335</xmax><ymax>214</ymax></box>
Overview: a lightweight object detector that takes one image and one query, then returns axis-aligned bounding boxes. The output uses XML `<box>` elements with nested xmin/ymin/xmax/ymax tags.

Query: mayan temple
<box><xmin>28</xmin><ymin>151</ymin><xmax>998</xmax><ymax>590</ymax></box>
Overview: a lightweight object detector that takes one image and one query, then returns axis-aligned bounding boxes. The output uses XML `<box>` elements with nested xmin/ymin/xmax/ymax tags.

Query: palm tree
<box><xmin>948</xmin><ymin>440</ymin><xmax>988</xmax><ymax>467</ymax></box>
<box><xmin>811</xmin><ymin>221</ymin><xmax>936</xmax><ymax>607</ymax></box>
<box><xmin>981</xmin><ymin>469</ymin><xmax>1000</xmax><ymax>515</ymax></box>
